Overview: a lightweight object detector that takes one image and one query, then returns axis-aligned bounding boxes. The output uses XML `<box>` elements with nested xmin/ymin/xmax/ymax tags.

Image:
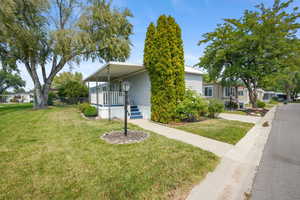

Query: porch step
<box><xmin>130</xmin><ymin>105</ymin><xmax>143</xmax><ymax>119</ymax></box>
<box><xmin>130</xmin><ymin>115</ymin><xmax>143</xmax><ymax>119</ymax></box>
<box><xmin>130</xmin><ymin>108</ymin><xmax>139</xmax><ymax>112</ymax></box>
<box><xmin>130</xmin><ymin>111</ymin><xmax>141</xmax><ymax>115</ymax></box>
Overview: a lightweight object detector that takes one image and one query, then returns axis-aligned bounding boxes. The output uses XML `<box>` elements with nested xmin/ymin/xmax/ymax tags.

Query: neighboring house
<box><xmin>203</xmin><ymin>83</ymin><xmax>265</xmax><ymax>108</ymax></box>
<box><xmin>84</xmin><ymin>62</ymin><xmax>204</xmax><ymax>119</ymax></box>
<box><xmin>262</xmin><ymin>91</ymin><xmax>276</xmax><ymax>102</ymax></box>
<box><xmin>0</xmin><ymin>92</ymin><xmax>34</xmax><ymax>103</ymax></box>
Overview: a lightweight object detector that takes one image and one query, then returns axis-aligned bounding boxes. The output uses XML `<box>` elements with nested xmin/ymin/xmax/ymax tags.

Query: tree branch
<box><xmin>41</xmin><ymin>63</ymin><xmax>47</xmax><ymax>84</ymax></box>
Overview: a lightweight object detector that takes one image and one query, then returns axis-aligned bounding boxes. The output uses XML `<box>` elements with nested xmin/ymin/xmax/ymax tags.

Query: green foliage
<box><xmin>175</xmin><ymin>90</ymin><xmax>208</xmax><ymax>122</ymax></box>
<box><xmin>78</xmin><ymin>102</ymin><xmax>90</xmax><ymax>113</ymax></box>
<box><xmin>198</xmin><ymin>0</ymin><xmax>300</xmax><ymax>108</ymax></box>
<box><xmin>83</xmin><ymin>105</ymin><xmax>98</xmax><ymax>117</ymax></box>
<box><xmin>225</xmin><ymin>101</ymin><xmax>238</xmax><ymax>110</ymax></box>
<box><xmin>52</xmin><ymin>72</ymin><xmax>84</xmax><ymax>89</ymax></box>
<box><xmin>58</xmin><ymin>80</ymin><xmax>88</xmax><ymax>104</ymax></box>
<box><xmin>0</xmin><ymin>68</ymin><xmax>25</xmax><ymax>94</ymax></box>
<box><xmin>269</xmin><ymin>99</ymin><xmax>279</xmax><ymax>105</ymax></box>
<box><xmin>0</xmin><ymin>0</ymin><xmax>133</xmax><ymax>108</ymax></box>
<box><xmin>208</xmin><ymin>99</ymin><xmax>224</xmax><ymax>118</ymax></box>
<box><xmin>144</xmin><ymin>15</ymin><xmax>185</xmax><ymax>123</ymax></box>
<box><xmin>47</xmin><ymin>92</ymin><xmax>57</xmax><ymax>106</ymax></box>
<box><xmin>256</xmin><ymin>100</ymin><xmax>266</xmax><ymax>109</ymax></box>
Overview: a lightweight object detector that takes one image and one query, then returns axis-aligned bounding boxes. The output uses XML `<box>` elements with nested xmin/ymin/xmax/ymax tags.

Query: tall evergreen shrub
<box><xmin>144</xmin><ymin>15</ymin><xmax>185</xmax><ymax>123</ymax></box>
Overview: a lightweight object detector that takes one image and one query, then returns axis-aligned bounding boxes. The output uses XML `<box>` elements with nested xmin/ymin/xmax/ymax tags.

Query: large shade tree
<box><xmin>198</xmin><ymin>0</ymin><xmax>300</xmax><ymax>108</ymax></box>
<box><xmin>0</xmin><ymin>0</ymin><xmax>133</xmax><ymax>108</ymax></box>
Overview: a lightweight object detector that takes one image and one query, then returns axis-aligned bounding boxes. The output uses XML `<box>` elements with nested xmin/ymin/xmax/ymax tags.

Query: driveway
<box><xmin>251</xmin><ymin>104</ymin><xmax>300</xmax><ymax>200</ymax></box>
<box><xmin>219</xmin><ymin>113</ymin><xmax>261</xmax><ymax>124</ymax></box>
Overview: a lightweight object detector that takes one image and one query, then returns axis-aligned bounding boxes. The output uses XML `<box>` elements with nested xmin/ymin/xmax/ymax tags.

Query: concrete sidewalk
<box><xmin>219</xmin><ymin>113</ymin><xmax>261</xmax><ymax>124</ymax></box>
<box><xmin>130</xmin><ymin>107</ymin><xmax>276</xmax><ymax>200</ymax></box>
<box><xmin>187</xmin><ymin>107</ymin><xmax>276</xmax><ymax>200</ymax></box>
<box><xmin>129</xmin><ymin>119</ymin><xmax>233</xmax><ymax>157</ymax></box>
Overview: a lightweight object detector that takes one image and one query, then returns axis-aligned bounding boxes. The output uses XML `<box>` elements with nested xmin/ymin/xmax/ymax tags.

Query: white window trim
<box><xmin>223</xmin><ymin>87</ymin><xmax>236</xmax><ymax>97</ymax></box>
<box><xmin>238</xmin><ymin>90</ymin><xmax>244</xmax><ymax>96</ymax></box>
<box><xmin>204</xmin><ymin>86</ymin><xmax>214</xmax><ymax>97</ymax></box>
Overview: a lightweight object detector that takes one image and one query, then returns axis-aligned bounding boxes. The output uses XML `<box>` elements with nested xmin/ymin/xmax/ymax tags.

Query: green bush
<box><xmin>48</xmin><ymin>92</ymin><xmax>57</xmax><ymax>106</ymax></box>
<box><xmin>78</xmin><ymin>102</ymin><xmax>90</xmax><ymax>113</ymax></box>
<box><xmin>208</xmin><ymin>98</ymin><xmax>224</xmax><ymax>118</ymax></box>
<box><xmin>269</xmin><ymin>99</ymin><xmax>278</xmax><ymax>104</ymax></box>
<box><xmin>58</xmin><ymin>80</ymin><xmax>88</xmax><ymax>104</ymax></box>
<box><xmin>257</xmin><ymin>100</ymin><xmax>266</xmax><ymax>108</ymax></box>
<box><xmin>144</xmin><ymin>16</ymin><xmax>185</xmax><ymax>124</ymax></box>
<box><xmin>175</xmin><ymin>90</ymin><xmax>208</xmax><ymax>122</ymax></box>
<box><xmin>225</xmin><ymin>101</ymin><xmax>238</xmax><ymax>110</ymax></box>
<box><xmin>83</xmin><ymin>106</ymin><xmax>98</xmax><ymax>117</ymax></box>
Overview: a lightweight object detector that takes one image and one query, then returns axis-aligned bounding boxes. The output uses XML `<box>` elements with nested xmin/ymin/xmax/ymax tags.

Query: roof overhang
<box><xmin>84</xmin><ymin>62</ymin><xmax>145</xmax><ymax>82</ymax></box>
<box><xmin>84</xmin><ymin>62</ymin><xmax>204</xmax><ymax>82</ymax></box>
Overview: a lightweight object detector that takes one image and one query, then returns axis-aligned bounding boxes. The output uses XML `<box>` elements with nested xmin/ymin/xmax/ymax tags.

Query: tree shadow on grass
<box><xmin>0</xmin><ymin>103</ymin><xmax>33</xmax><ymax>116</ymax></box>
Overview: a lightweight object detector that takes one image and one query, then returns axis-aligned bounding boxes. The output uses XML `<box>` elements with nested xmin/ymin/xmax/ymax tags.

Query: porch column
<box><xmin>96</xmin><ymin>81</ymin><xmax>99</xmax><ymax>113</ymax></box>
<box><xmin>87</xmin><ymin>82</ymin><xmax>90</xmax><ymax>103</ymax></box>
<box><xmin>107</xmin><ymin>65</ymin><xmax>111</xmax><ymax>121</ymax></box>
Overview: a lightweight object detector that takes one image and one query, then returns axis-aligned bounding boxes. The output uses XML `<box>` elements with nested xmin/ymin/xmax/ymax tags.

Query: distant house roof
<box><xmin>84</xmin><ymin>62</ymin><xmax>204</xmax><ymax>82</ymax></box>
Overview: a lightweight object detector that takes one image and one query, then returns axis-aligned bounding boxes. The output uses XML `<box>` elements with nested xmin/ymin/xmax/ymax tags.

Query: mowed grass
<box><xmin>222</xmin><ymin>110</ymin><xmax>248</xmax><ymax>116</ymax></box>
<box><xmin>0</xmin><ymin>104</ymin><xmax>219</xmax><ymax>200</ymax></box>
<box><xmin>170</xmin><ymin>119</ymin><xmax>254</xmax><ymax>145</ymax></box>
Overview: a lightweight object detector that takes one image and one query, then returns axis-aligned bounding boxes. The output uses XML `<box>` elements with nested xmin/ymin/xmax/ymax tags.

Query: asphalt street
<box><xmin>252</xmin><ymin>103</ymin><xmax>300</xmax><ymax>200</ymax></box>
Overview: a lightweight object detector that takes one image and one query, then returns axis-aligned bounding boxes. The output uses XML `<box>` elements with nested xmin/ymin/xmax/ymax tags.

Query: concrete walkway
<box><xmin>129</xmin><ymin>119</ymin><xmax>233</xmax><ymax>157</ymax></box>
<box><xmin>130</xmin><ymin>107</ymin><xmax>276</xmax><ymax>200</ymax></box>
<box><xmin>187</xmin><ymin>107</ymin><xmax>276</xmax><ymax>200</ymax></box>
<box><xmin>219</xmin><ymin>113</ymin><xmax>261</xmax><ymax>124</ymax></box>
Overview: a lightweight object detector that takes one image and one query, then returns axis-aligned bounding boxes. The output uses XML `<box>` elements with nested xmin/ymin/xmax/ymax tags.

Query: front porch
<box><xmin>84</xmin><ymin>62</ymin><xmax>151</xmax><ymax>120</ymax></box>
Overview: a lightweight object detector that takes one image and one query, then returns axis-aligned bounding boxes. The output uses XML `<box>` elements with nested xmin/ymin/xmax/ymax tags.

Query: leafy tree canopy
<box><xmin>52</xmin><ymin>72</ymin><xmax>84</xmax><ymax>89</ymax></box>
<box><xmin>0</xmin><ymin>0</ymin><xmax>133</xmax><ymax>108</ymax></box>
<box><xmin>0</xmin><ymin>66</ymin><xmax>25</xmax><ymax>94</ymax></box>
<box><xmin>198</xmin><ymin>0</ymin><xmax>300</xmax><ymax>107</ymax></box>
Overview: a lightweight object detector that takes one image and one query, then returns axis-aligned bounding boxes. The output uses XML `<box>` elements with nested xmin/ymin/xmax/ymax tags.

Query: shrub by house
<box><xmin>144</xmin><ymin>15</ymin><xmax>185</xmax><ymax>123</ymax></box>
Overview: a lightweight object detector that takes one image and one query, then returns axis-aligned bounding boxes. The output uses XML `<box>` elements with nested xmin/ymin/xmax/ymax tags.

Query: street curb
<box><xmin>187</xmin><ymin>106</ymin><xmax>277</xmax><ymax>200</ymax></box>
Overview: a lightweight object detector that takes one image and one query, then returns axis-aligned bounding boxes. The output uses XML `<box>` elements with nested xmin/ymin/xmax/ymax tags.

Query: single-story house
<box><xmin>0</xmin><ymin>92</ymin><xmax>34</xmax><ymax>103</ymax></box>
<box><xmin>203</xmin><ymin>83</ymin><xmax>265</xmax><ymax>108</ymax></box>
<box><xmin>262</xmin><ymin>91</ymin><xmax>276</xmax><ymax>102</ymax></box>
<box><xmin>84</xmin><ymin>62</ymin><xmax>204</xmax><ymax>119</ymax></box>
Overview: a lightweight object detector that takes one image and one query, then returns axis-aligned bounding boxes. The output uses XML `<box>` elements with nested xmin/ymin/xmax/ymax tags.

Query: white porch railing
<box><xmin>91</xmin><ymin>91</ymin><xmax>125</xmax><ymax>106</ymax></box>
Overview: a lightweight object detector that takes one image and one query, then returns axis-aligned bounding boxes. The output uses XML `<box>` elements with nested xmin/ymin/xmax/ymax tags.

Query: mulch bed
<box><xmin>101</xmin><ymin>130</ymin><xmax>149</xmax><ymax>144</ymax></box>
<box><xmin>244</xmin><ymin>108</ymin><xmax>269</xmax><ymax>117</ymax></box>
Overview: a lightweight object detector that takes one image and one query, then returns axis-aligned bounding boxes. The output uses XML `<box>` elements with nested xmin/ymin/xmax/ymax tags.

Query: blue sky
<box><xmin>20</xmin><ymin>0</ymin><xmax>300</xmax><ymax>90</ymax></box>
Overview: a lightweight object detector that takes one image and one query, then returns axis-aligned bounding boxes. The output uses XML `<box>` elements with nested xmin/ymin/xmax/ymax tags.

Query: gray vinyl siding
<box><xmin>126</xmin><ymin>71</ymin><xmax>151</xmax><ymax>106</ymax></box>
<box><xmin>185</xmin><ymin>73</ymin><xmax>203</xmax><ymax>95</ymax></box>
<box><xmin>126</xmin><ymin>71</ymin><xmax>203</xmax><ymax>106</ymax></box>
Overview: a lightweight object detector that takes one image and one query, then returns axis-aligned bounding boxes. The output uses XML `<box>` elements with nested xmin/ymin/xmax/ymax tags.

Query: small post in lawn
<box><xmin>122</xmin><ymin>81</ymin><xmax>130</xmax><ymax>136</ymax></box>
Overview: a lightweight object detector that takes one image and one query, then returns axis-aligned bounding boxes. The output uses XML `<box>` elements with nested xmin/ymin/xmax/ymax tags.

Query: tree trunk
<box><xmin>235</xmin><ymin>86</ymin><xmax>239</xmax><ymax>109</ymax></box>
<box><xmin>33</xmin><ymin>87</ymin><xmax>48</xmax><ymax>109</ymax></box>
<box><xmin>286</xmin><ymin>91</ymin><xmax>292</xmax><ymax>102</ymax></box>
<box><xmin>249</xmin><ymin>90</ymin><xmax>258</xmax><ymax>108</ymax></box>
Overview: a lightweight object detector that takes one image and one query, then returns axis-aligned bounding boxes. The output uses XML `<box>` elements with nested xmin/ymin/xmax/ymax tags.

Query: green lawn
<box><xmin>170</xmin><ymin>119</ymin><xmax>254</xmax><ymax>145</ymax></box>
<box><xmin>222</xmin><ymin>110</ymin><xmax>248</xmax><ymax>116</ymax></box>
<box><xmin>0</xmin><ymin>104</ymin><xmax>219</xmax><ymax>200</ymax></box>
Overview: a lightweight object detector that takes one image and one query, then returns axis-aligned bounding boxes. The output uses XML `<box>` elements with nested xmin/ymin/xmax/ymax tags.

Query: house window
<box><xmin>224</xmin><ymin>87</ymin><xmax>236</xmax><ymax>97</ymax></box>
<box><xmin>238</xmin><ymin>90</ymin><xmax>244</xmax><ymax>96</ymax></box>
<box><xmin>204</xmin><ymin>86</ymin><xmax>213</xmax><ymax>97</ymax></box>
